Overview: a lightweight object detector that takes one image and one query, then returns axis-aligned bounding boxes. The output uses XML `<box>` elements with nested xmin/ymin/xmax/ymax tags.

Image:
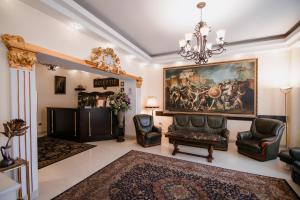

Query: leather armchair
<box><xmin>133</xmin><ymin>114</ymin><xmax>162</xmax><ymax>147</ymax></box>
<box><xmin>278</xmin><ymin>148</ymin><xmax>300</xmax><ymax>185</ymax></box>
<box><xmin>236</xmin><ymin>118</ymin><xmax>285</xmax><ymax>161</ymax></box>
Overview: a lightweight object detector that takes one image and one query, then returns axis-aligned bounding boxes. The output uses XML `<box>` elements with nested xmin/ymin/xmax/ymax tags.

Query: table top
<box><xmin>0</xmin><ymin>158</ymin><xmax>27</xmax><ymax>173</ymax></box>
<box><xmin>165</xmin><ymin>131</ymin><xmax>225</xmax><ymax>144</ymax></box>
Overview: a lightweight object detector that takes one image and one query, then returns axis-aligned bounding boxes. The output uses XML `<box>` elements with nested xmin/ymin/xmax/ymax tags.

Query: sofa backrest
<box><xmin>172</xmin><ymin>115</ymin><xmax>227</xmax><ymax>134</ymax></box>
<box><xmin>251</xmin><ymin>118</ymin><xmax>285</xmax><ymax>139</ymax></box>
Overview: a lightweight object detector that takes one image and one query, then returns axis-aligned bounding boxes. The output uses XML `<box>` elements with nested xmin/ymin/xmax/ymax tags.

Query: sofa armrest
<box><xmin>237</xmin><ymin>131</ymin><xmax>253</xmax><ymax>140</ymax></box>
<box><xmin>290</xmin><ymin>148</ymin><xmax>300</xmax><ymax>161</ymax></box>
<box><xmin>221</xmin><ymin>129</ymin><xmax>230</xmax><ymax>141</ymax></box>
<box><xmin>152</xmin><ymin>125</ymin><xmax>162</xmax><ymax>133</ymax></box>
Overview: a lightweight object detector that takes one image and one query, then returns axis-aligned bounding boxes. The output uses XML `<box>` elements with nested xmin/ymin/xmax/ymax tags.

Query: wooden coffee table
<box><xmin>165</xmin><ymin>132</ymin><xmax>223</xmax><ymax>162</ymax></box>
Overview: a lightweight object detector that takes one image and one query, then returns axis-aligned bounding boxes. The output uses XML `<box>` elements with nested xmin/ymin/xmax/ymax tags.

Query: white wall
<box><xmin>289</xmin><ymin>47</ymin><xmax>300</xmax><ymax>146</ymax></box>
<box><xmin>36</xmin><ymin>64</ymin><xmax>122</xmax><ymax>135</ymax></box>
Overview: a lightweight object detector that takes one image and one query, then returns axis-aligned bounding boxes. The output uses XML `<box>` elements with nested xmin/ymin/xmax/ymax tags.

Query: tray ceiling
<box><xmin>74</xmin><ymin>0</ymin><xmax>300</xmax><ymax>56</ymax></box>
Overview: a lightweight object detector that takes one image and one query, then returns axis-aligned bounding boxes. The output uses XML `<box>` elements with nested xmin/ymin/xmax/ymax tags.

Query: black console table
<box><xmin>47</xmin><ymin>107</ymin><xmax>122</xmax><ymax>142</ymax></box>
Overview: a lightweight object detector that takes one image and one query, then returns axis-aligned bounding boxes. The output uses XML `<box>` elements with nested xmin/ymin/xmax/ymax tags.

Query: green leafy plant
<box><xmin>1</xmin><ymin>119</ymin><xmax>29</xmax><ymax>148</ymax></box>
<box><xmin>107</xmin><ymin>92</ymin><xmax>131</xmax><ymax>115</ymax></box>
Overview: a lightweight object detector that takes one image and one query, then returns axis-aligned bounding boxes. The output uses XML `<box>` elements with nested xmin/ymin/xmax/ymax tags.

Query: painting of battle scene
<box><xmin>163</xmin><ymin>59</ymin><xmax>257</xmax><ymax>117</ymax></box>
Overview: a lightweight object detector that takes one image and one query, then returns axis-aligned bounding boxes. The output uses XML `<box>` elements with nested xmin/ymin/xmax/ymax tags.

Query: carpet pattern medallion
<box><xmin>38</xmin><ymin>136</ymin><xmax>96</xmax><ymax>169</ymax></box>
<box><xmin>54</xmin><ymin>150</ymin><xmax>299</xmax><ymax>200</ymax></box>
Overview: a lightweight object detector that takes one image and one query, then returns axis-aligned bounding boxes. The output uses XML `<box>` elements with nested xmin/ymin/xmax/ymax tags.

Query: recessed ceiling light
<box><xmin>70</xmin><ymin>22</ymin><xmax>83</xmax><ymax>30</ymax></box>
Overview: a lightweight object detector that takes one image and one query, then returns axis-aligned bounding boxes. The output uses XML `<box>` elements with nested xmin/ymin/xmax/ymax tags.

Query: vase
<box><xmin>0</xmin><ymin>146</ymin><xmax>15</xmax><ymax>168</ymax></box>
<box><xmin>117</xmin><ymin>110</ymin><xmax>125</xmax><ymax>142</ymax></box>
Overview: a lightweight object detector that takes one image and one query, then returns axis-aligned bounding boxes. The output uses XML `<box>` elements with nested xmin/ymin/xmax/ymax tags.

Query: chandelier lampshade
<box><xmin>178</xmin><ymin>2</ymin><xmax>227</xmax><ymax>64</ymax></box>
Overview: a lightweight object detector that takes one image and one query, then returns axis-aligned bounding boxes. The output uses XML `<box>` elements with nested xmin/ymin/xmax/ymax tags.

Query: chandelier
<box><xmin>178</xmin><ymin>2</ymin><xmax>226</xmax><ymax>64</ymax></box>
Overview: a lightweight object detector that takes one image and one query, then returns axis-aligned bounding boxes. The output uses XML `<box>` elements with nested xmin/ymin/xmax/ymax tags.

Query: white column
<box><xmin>10</xmin><ymin>68</ymin><xmax>38</xmax><ymax>199</ymax></box>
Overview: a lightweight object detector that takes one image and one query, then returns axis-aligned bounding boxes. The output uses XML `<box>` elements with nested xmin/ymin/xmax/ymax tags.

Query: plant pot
<box><xmin>0</xmin><ymin>146</ymin><xmax>15</xmax><ymax>168</ymax></box>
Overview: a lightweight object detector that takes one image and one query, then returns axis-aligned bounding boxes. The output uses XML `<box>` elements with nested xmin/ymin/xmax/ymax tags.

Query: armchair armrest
<box><xmin>152</xmin><ymin>125</ymin><xmax>162</xmax><ymax>133</ymax></box>
<box><xmin>290</xmin><ymin>148</ymin><xmax>300</xmax><ymax>161</ymax></box>
<box><xmin>259</xmin><ymin>136</ymin><xmax>278</xmax><ymax>148</ymax></box>
<box><xmin>237</xmin><ymin>131</ymin><xmax>253</xmax><ymax>140</ymax></box>
<box><xmin>221</xmin><ymin>129</ymin><xmax>230</xmax><ymax>141</ymax></box>
<box><xmin>168</xmin><ymin>124</ymin><xmax>176</xmax><ymax>132</ymax></box>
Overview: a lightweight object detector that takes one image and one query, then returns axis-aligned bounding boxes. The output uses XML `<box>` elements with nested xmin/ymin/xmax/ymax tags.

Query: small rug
<box><xmin>38</xmin><ymin>136</ymin><xmax>96</xmax><ymax>169</ymax></box>
<box><xmin>53</xmin><ymin>150</ymin><xmax>299</xmax><ymax>200</ymax></box>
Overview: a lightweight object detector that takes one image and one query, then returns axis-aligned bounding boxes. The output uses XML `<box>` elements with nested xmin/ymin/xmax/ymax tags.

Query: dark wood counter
<box><xmin>47</xmin><ymin>107</ymin><xmax>120</xmax><ymax>142</ymax></box>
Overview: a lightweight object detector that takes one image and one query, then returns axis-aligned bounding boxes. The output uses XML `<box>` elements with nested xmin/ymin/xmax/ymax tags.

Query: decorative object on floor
<box><xmin>74</xmin><ymin>84</ymin><xmax>86</xmax><ymax>91</ymax></box>
<box><xmin>133</xmin><ymin>114</ymin><xmax>162</xmax><ymax>147</ymax></box>
<box><xmin>38</xmin><ymin>136</ymin><xmax>96</xmax><ymax>169</ymax></box>
<box><xmin>236</xmin><ymin>118</ymin><xmax>285</xmax><ymax>161</ymax></box>
<box><xmin>178</xmin><ymin>2</ymin><xmax>226</xmax><ymax>64</ymax></box>
<box><xmin>54</xmin><ymin>75</ymin><xmax>66</xmax><ymax>94</ymax></box>
<box><xmin>164</xmin><ymin>59</ymin><xmax>257</xmax><ymax>117</ymax></box>
<box><xmin>108</xmin><ymin>92</ymin><xmax>131</xmax><ymax>142</ymax></box>
<box><xmin>53</xmin><ymin>150</ymin><xmax>299</xmax><ymax>200</ymax></box>
<box><xmin>93</xmin><ymin>78</ymin><xmax>119</xmax><ymax>89</ymax></box>
<box><xmin>280</xmin><ymin>86</ymin><xmax>292</xmax><ymax>148</ymax></box>
<box><xmin>145</xmin><ymin>96</ymin><xmax>159</xmax><ymax>116</ymax></box>
<box><xmin>0</xmin><ymin>119</ymin><xmax>29</xmax><ymax>167</ymax></box>
<box><xmin>168</xmin><ymin>115</ymin><xmax>229</xmax><ymax>151</ymax></box>
<box><xmin>278</xmin><ymin>147</ymin><xmax>300</xmax><ymax>185</ymax></box>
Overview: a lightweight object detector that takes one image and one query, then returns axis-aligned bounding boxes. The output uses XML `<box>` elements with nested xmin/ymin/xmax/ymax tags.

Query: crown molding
<box><xmin>22</xmin><ymin>1</ymin><xmax>300</xmax><ymax>64</ymax></box>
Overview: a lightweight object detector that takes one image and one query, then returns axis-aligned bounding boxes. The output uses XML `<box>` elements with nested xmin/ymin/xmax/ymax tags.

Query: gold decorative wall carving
<box><xmin>88</xmin><ymin>47</ymin><xmax>126</xmax><ymax>75</ymax></box>
<box><xmin>1</xmin><ymin>34</ymin><xmax>37</xmax><ymax>70</ymax></box>
<box><xmin>1</xmin><ymin>34</ymin><xmax>142</xmax><ymax>87</ymax></box>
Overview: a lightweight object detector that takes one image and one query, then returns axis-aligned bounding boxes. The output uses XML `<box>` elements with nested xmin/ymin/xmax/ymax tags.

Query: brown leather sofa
<box><xmin>133</xmin><ymin>114</ymin><xmax>162</xmax><ymax>147</ymax></box>
<box><xmin>168</xmin><ymin>115</ymin><xmax>229</xmax><ymax>151</ymax></box>
<box><xmin>236</xmin><ymin>118</ymin><xmax>285</xmax><ymax>161</ymax></box>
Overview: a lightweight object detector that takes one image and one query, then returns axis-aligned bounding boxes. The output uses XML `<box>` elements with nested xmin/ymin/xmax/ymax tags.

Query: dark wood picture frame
<box><xmin>163</xmin><ymin>58</ymin><xmax>258</xmax><ymax>118</ymax></box>
<box><xmin>55</xmin><ymin>76</ymin><xmax>66</xmax><ymax>94</ymax></box>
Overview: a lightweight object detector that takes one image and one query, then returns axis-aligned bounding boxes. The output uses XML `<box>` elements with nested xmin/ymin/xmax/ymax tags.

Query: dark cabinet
<box><xmin>47</xmin><ymin>107</ymin><xmax>119</xmax><ymax>142</ymax></box>
<box><xmin>47</xmin><ymin>108</ymin><xmax>78</xmax><ymax>140</ymax></box>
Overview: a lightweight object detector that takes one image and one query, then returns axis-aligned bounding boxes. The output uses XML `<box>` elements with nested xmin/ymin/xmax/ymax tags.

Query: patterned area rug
<box><xmin>53</xmin><ymin>150</ymin><xmax>299</xmax><ymax>200</ymax></box>
<box><xmin>38</xmin><ymin>136</ymin><xmax>96</xmax><ymax>169</ymax></box>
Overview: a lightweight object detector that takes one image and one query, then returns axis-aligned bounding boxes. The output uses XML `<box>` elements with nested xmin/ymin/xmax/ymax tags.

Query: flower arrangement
<box><xmin>1</xmin><ymin>119</ymin><xmax>29</xmax><ymax>148</ymax></box>
<box><xmin>107</xmin><ymin>92</ymin><xmax>131</xmax><ymax>115</ymax></box>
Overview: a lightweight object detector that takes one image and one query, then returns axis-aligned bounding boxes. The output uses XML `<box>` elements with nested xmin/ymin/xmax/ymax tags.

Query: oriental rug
<box><xmin>53</xmin><ymin>150</ymin><xmax>299</xmax><ymax>200</ymax></box>
<box><xmin>38</xmin><ymin>136</ymin><xmax>95</xmax><ymax>169</ymax></box>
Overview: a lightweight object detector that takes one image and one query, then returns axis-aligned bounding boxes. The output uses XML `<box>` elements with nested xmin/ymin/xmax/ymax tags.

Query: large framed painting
<box><xmin>163</xmin><ymin>59</ymin><xmax>257</xmax><ymax>117</ymax></box>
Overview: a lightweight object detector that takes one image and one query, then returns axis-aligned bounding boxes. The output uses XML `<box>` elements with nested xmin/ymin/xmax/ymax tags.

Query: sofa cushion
<box><xmin>236</xmin><ymin>139</ymin><xmax>262</xmax><ymax>154</ymax></box>
<box><xmin>190</xmin><ymin>115</ymin><xmax>206</xmax><ymax>127</ymax></box>
<box><xmin>278</xmin><ymin>150</ymin><xmax>293</xmax><ymax>164</ymax></box>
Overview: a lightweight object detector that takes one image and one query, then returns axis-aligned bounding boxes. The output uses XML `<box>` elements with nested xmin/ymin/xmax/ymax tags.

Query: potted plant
<box><xmin>0</xmin><ymin>119</ymin><xmax>29</xmax><ymax>167</ymax></box>
<box><xmin>107</xmin><ymin>91</ymin><xmax>131</xmax><ymax>142</ymax></box>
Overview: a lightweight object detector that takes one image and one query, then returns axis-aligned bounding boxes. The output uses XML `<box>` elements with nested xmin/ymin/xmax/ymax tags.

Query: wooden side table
<box><xmin>0</xmin><ymin>158</ymin><xmax>30</xmax><ymax>200</ymax></box>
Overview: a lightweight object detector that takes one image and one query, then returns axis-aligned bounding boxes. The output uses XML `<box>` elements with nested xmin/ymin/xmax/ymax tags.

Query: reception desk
<box><xmin>47</xmin><ymin>107</ymin><xmax>121</xmax><ymax>142</ymax></box>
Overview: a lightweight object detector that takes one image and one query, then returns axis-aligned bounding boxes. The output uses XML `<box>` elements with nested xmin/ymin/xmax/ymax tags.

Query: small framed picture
<box><xmin>120</xmin><ymin>88</ymin><xmax>124</xmax><ymax>92</ymax></box>
<box><xmin>55</xmin><ymin>76</ymin><xmax>66</xmax><ymax>94</ymax></box>
<box><xmin>120</xmin><ymin>81</ymin><xmax>124</xmax><ymax>86</ymax></box>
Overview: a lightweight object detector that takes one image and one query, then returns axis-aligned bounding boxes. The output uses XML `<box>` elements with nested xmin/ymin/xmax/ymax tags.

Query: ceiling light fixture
<box><xmin>178</xmin><ymin>2</ymin><xmax>226</xmax><ymax>64</ymax></box>
<box><xmin>70</xmin><ymin>22</ymin><xmax>83</xmax><ymax>30</ymax></box>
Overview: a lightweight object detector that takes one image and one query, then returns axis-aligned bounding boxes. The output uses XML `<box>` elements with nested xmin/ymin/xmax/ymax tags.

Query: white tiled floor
<box><xmin>37</xmin><ymin>135</ymin><xmax>300</xmax><ymax>199</ymax></box>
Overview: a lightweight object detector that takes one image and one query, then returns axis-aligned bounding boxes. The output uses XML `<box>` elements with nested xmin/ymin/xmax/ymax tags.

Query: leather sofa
<box><xmin>168</xmin><ymin>115</ymin><xmax>229</xmax><ymax>151</ymax></box>
<box><xmin>278</xmin><ymin>148</ymin><xmax>300</xmax><ymax>185</ymax></box>
<box><xmin>236</xmin><ymin>118</ymin><xmax>285</xmax><ymax>161</ymax></box>
<box><xmin>133</xmin><ymin>114</ymin><xmax>162</xmax><ymax>147</ymax></box>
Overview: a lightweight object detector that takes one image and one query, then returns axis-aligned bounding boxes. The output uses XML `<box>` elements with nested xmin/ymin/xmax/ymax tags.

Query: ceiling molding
<box><xmin>23</xmin><ymin>1</ymin><xmax>300</xmax><ymax>64</ymax></box>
